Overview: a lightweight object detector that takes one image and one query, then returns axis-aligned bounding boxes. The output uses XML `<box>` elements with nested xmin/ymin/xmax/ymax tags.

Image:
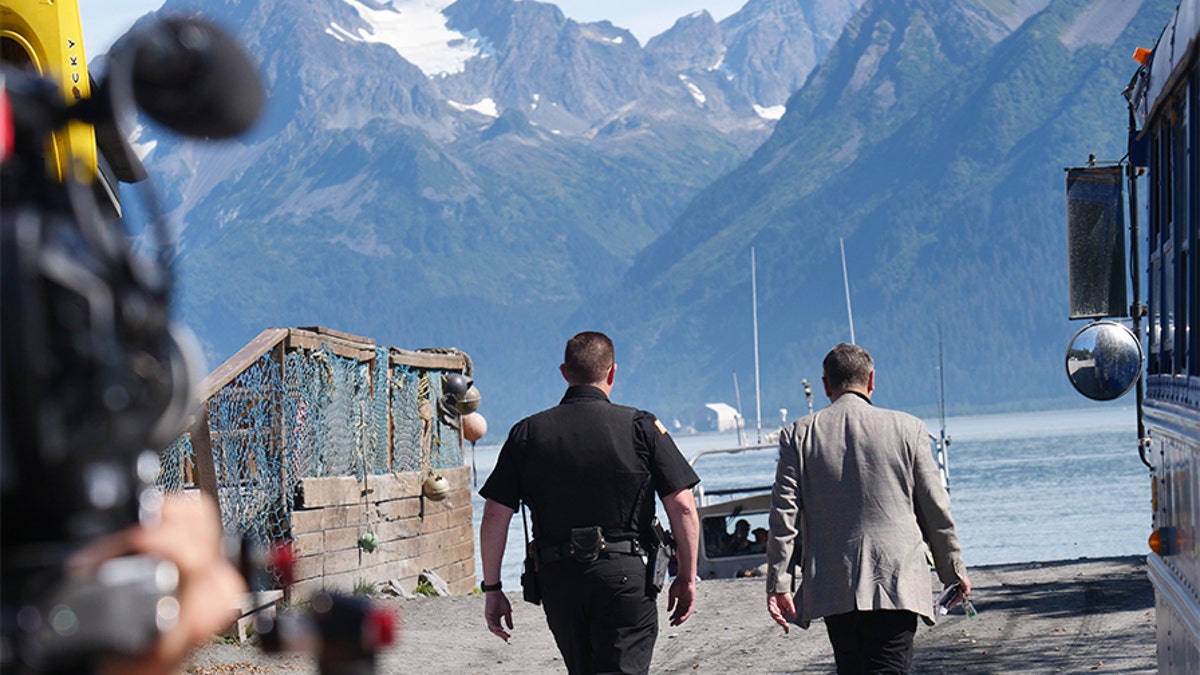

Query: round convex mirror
<box><xmin>1065</xmin><ymin>321</ymin><xmax>1143</xmax><ymax>401</ymax></box>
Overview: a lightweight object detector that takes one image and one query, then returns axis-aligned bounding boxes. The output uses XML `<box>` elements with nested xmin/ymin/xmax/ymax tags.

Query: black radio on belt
<box><xmin>521</xmin><ymin>540</ymin><xmax>541</xmax><ymax>606</ymax></box>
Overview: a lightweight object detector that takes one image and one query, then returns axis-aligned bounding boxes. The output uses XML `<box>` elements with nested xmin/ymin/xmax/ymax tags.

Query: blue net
<box><xmin>430</xmin><ymin>372</ymin><xmax>464</xmax><ymax>469</ymax></box>
<box><xmin>369</xmin><ymin>347</ymin><xmax>390</xmax><ymax>475</ymax></box>
<box><xmin>388</xmin><ymin>365</ymin><xmax>464</xmax><ymax>473</ymax></box>
<box><xmin>206</xmin><ymin>354</ymin><xmax>290</xmax><ymax>545</ymax></box>
<box><xmin>283</xmin><ymin>346</ymin><xmax>371</xmax><ymax>479</ymax></box>
<box><xmin>390</xmin><ymin>365</ymin><xmax>423</xmax><ymax>473</ymax></box>
<box><xmin>156</xmin><ymin>434</ymin><xmax>194</xmax><ymax>491</ymax></box>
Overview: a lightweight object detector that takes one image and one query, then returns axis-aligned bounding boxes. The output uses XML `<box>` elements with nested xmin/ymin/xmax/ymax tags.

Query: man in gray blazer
<box><xmin>765</xmin><ymin>343</ymin><xmax>970</xmax><ymax>674</ymax></box>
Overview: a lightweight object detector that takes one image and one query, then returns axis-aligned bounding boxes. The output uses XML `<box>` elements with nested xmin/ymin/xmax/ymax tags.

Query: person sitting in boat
<box><xmin>750</xmin><ymin>527</ymin><xmax>769</xmax><ymax>553</ymax></box>
<box><xmin>720</xmin><ymin>519</ymin><xmax>752</xmax><ymax>555</ymax></box>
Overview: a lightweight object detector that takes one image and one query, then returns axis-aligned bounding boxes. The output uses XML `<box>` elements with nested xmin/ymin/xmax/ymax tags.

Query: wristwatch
<box><xmin>481</xmin><ymin>580</ymin><xmax>503</xmax><ymax>592</ymax></box>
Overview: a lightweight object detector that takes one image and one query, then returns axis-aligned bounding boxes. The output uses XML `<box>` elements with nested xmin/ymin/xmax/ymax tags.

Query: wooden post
<box><xmin>188</xmin><ymin>407</ymin><xmax>220</xmax><ymax>508</ymax></box>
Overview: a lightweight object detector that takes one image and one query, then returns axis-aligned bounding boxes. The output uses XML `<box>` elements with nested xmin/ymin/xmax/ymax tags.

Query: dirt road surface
<box><xmin>186</xmin><ymin>555</ymin><xmax>1155</xmax><ymax>674</ymax></box>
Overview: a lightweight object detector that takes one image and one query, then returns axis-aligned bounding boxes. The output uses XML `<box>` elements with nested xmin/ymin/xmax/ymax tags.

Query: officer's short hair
<box><xmin>823</xmin><ymin>343</ymin><xmax>873</xmax><ymax>391</ymax></box>
<box><xmin>564</xmin><ymin>331</ymin><xmax>614</xmax><ymax>384</ymax></box>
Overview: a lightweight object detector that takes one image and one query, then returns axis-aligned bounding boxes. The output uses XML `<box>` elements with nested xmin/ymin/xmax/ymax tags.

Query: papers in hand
<box><xmin>935</xmin><ymin>582</ymin><xmax>977</xmax><ymax>617</ymax></box>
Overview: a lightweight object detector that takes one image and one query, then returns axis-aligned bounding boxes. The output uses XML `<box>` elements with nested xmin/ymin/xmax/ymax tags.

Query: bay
<box><xmin>467</xmin><ymin>406</ymin><xmax>1146</xmax><ymax>588</ymax></box>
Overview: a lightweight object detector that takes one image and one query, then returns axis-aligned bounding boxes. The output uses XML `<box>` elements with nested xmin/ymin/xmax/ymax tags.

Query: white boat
<box><xmin>690</xmin><ymin>443</ymin><xmax>776</xmax><ymax>580</ymax></box>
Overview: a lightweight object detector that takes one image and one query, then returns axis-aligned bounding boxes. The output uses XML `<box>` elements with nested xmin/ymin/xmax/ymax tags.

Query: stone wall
<box><xmin>288</xmin><ymin>465</ymin><xmax>475</xmax><ymax>598</ymax></box>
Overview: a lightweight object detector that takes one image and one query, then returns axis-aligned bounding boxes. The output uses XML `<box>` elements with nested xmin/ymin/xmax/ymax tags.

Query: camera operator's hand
<box><xmin>69</xmin><ymin>493</ymin><xmax>246</xmax><ymax>675</ymax></box>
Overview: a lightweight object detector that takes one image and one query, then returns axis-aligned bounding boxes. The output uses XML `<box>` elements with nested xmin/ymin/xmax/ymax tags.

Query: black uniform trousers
<box><xmin>823</xmin><ymin>609</ymin><xmax>918</xmax><ymax>675</ymax></box>
<box><xmin>538</xmin><ymin>553</ymin><xmax>656</xmax><ymax>675</ymax></box>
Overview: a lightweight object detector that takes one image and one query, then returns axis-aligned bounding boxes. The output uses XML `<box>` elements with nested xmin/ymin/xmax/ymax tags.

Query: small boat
<box><xmin>690</xmin><ymin>443</ymin><xmax>776</xmax><ymax>579</ymax></box>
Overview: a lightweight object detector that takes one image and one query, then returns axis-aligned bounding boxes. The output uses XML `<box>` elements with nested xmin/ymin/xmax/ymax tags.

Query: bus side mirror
<box><xmin>1065</xmin><ymin>166</ymin><xmax>1127</xmax><ymax>319</ymax></box>
<box><xmin>1065</xmin><ymin>321</ymin><xmax>1142</xmax><ymax>401</ymax></box>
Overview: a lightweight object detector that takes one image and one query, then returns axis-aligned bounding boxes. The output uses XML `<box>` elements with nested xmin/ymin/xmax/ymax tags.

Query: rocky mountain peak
<box><xmin>645</xmin><ymin>11</ymin><xmax>724</xmax><ymax>73</ymax></box>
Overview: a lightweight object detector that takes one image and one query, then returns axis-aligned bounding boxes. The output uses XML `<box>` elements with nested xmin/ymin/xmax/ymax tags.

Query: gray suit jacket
<box><xmin>766</xmin><ymin>393</ymin><xmax>965</xmax><ymax>627</ymax></box>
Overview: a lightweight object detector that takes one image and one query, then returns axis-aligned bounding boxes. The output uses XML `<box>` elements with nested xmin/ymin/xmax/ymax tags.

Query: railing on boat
<box><xmin>688</xmin><ymin>443</ymin><xmax>775</xmax><ymax>507</ymax></box>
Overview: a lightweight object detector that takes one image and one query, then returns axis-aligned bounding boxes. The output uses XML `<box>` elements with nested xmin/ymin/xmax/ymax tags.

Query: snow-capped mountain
<box><xmin>121</xmin><ymin>0</ymin><xmax>866</xmax><ymax>428</ymax></box>
<box><xmin>228</xmin><ymin>0</ymin><xmax>867</xmax><ymax>140</ymax></box>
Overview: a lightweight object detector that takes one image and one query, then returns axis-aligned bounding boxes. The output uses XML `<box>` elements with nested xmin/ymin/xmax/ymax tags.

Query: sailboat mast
<box><xmin>938</xmin><ymin>322</ymin><xmax>947</xmax><ymax>433</ymax></box>
<box><xmin>937</xmin><ymin>320</ymin><xmax>951</xmax><ymax>488</ymax></box>
<box><xmin>840</xmin><ymin>237</ymin><xmax>856</xmax><ymax>344</ymax></box>
<box><xmin>752</xmin><ymin>247</ymin><xmax>763</xmax><ymax>444</ymax></box>
<box><xmin>732</xmin><ymin>371</ymin><xmax>745</xmax><ymax>447</ymax></box>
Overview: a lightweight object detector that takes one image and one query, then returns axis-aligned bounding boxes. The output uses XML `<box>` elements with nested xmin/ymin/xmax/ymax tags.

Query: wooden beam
<box><xmin>286</xmin><ymin>329</ymin><xmax>377</xmax><ymax>361</ymax></box>
<box><xmin>389</xmin><ymin>348</ymin><xmax>467</xmax><ymax>371</ymax></box>
<box><xmin>198</xmin><ymin>328</ymin><xmax>289</xmax><ymax>401</ymax></box>
<box><xmin>295</xmin><ymin>326</ymin><xmax>375</xmax><ymax>345</ymax></box>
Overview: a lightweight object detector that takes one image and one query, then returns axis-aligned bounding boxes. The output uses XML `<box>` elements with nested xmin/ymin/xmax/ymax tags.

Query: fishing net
<box><xmin>157</xmin><ymin>336</ymin><xmax>467</xmax><ymax>551</ymax></box>
<box><xmin>156</xmin><ymin>434</ymin><xmax>194</xmax><ymax>491</ymax></box>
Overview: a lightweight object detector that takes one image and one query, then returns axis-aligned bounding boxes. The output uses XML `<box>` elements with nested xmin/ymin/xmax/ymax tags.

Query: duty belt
<box><xmin>538</xmin><ymin>539</ymin><xmax>643</xmax><ymax>564</ymax></box>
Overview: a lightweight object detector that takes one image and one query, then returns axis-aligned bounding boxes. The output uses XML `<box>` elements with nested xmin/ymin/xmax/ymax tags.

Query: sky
<box><xmin>80</xmin><ymin>0</ymin><xmax>748</xmax><ymax>57</ymax></box>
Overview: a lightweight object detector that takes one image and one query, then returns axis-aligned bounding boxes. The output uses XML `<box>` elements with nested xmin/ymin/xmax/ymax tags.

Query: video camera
<box><xmin>0</xmin><ymin>8</ymin><xmax>262</xmax><ymax>671</ymax></box>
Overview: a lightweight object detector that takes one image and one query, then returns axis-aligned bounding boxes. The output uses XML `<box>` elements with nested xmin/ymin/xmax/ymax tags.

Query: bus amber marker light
<box><xmin>1149</xmin><ymin>527</ymin><xmax>1177</xmax><ymax>556</ymax></box>
<box><xmin>1133</xmin><ymin>47</ymin><xmax>1152</xmax><ymax>66</ymax></box>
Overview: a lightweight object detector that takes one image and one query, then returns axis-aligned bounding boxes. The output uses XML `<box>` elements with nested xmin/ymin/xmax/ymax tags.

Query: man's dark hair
<box><xmin>563</xmin><ymin>331</ymin><xmax>614</xmax><ymax>384</ymax></box>
<box><xmin>823</xmin><ymin>343</ymin><xmax>874</xmax><ymax>391</ymax></box>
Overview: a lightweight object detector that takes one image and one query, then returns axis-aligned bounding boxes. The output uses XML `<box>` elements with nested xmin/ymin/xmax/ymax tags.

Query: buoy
<box><xmin>441</xmin><ymin>372</ymin><xmax>472</xmax><ymax>399</ymax></box>
<box><xmin>423</xmin><ymin>473</ymin><xmax>451</xmax><ymax>501</ymax></box>
<box><xmin>455</xmin><ymin>385</ymin><xmax>481</xmax><ymax>414</ymax></box>
<box><xmin>359</xmin><ymin>532</ymin><xmax>380</xmax><ymax>552</ymax></box>
<box><xmin>462</xmin><ymin>412</ymin><xmax>488</xmax><ymax>442</ymax></box>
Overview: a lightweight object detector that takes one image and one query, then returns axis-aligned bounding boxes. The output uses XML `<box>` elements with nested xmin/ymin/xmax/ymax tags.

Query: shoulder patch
<box><xmin>654</xmin><ymin>418</ymin><xmax>668</xmax><ymax>435</ymax></box>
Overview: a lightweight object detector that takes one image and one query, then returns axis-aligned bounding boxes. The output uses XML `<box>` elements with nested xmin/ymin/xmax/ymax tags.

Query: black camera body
<box><xmin>0</xmin><ymin>70</ymin><xmax>184</xmax><ymax>675</ymax></box>
<box><xmin>0</xmin><ymin>13</ymin><xmax>262</xmax><ymax>670</ymax></box>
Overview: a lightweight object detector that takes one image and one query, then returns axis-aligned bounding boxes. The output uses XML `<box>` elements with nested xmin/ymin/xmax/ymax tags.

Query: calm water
<box><xmin>468</xmin><ymin>406</ymin><xmax>1146</xmax><ymax>587</ymax></box>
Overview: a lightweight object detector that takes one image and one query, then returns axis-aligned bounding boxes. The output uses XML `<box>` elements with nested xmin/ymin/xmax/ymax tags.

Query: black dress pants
<box><xmin>823</xmin><ymin>609</ymin><xmax>919</xmax><ymax>675</ymax></box>
<box><xmin>538</xmin><ymin>554</ymin><xmax>657</xmax><ymax>675</ymax></box>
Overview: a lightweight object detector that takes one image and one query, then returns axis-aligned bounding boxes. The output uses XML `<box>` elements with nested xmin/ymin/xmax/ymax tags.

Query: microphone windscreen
<box><xmin>131</xmin><ymin>17</ymin><xmax>264</xmax><ymax>139</ymax></box>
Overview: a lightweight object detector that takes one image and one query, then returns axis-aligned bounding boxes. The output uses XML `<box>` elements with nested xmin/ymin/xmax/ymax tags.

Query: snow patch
<box><xmin>333</xmin><ymin>0</ymin><xmax>480</xmax><ymax>76</ymax></box>
<box><xmin>753</xmin><ymin>104</ymin><xmax>785</xmax><ymax>121</ymax></box>
<box><xmin>678</xmin><ymin>74</ymin><xmax>706</xmax><ymax>106</ymax></box>
<box><xmin>581</xmin><ymin>25</ymin><xmax>625</xmax><ymax>45</ymax></box>
<box><xmin>447</xmin><ymin>98</ymin><xmax>499</xmax><ymax>117</ymax></box>
<box><xmin>328</xmin><ymin>22</ymin><xmax>356</xmax><ymax>42</ymax></box>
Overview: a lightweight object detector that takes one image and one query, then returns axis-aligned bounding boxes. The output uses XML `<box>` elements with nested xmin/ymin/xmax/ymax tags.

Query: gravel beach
<box><xmin>186</xmin><ymin>555</ymin><xmax>1155</xmax><ymax>674</ymax></box>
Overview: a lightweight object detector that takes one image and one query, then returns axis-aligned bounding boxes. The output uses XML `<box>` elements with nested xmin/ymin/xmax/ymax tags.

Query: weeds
<box><xmin>414</xmin><ymin>578</ymin><xmax>439</xmax><ymax>597</ymax></box>
<box><xmin>353</xmin><ymin>578</ymin><xmax>378</xmax><ymax>597</ymax></box>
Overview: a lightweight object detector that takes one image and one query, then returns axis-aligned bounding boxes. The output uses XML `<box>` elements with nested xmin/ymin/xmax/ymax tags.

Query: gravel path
<box><xmin>186</xmin><ymin>555</ymin><xmax>1155</xmax><ymax>674</ymax></box>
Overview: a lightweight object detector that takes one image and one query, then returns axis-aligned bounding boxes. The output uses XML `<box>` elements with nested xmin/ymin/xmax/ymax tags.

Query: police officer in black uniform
<box><xmin>478</xmin><ymin>331</ymin><xmax>700</xmax><ymax>674</ymax></box>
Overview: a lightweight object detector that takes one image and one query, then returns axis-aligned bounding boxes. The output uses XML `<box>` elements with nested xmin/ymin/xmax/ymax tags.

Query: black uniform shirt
<box><xmin>481</xmin><ymin>385</ymin><xmax>699</xmax><ymax>546</ymax></box>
